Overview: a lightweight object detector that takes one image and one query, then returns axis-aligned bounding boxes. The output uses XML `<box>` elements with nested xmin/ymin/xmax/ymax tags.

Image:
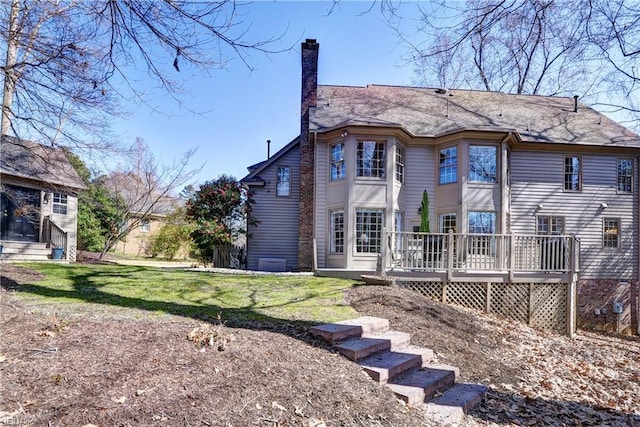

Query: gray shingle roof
<box><xmin>310</xmin><ymin>85</ymin><xmax>640</xmax><ymax>147</ymax></box>
<box><xmin>0</xmin><ymin>136</ymin><xmax>87</xmax><ymax>191</ymax></box>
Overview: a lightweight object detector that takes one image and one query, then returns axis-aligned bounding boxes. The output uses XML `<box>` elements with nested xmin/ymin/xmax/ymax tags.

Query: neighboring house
<box><xmin>113</xmin><ymin>212</ymin><xmax>164</xmax><ymax>257</ymax></box>
<box><xmin>0</xmin><ymin>136</ymin><xmax>86</xmax><ymax>261</ymax></box>
<box><xmin>242</xmin><ymin>39</ymin><xmax>640</xmax><ymax>334</ymax></box>
<box><xmin>112</xmin><ymin>195</ymin><xmax>187</xmax><ymax>258</ymax></box>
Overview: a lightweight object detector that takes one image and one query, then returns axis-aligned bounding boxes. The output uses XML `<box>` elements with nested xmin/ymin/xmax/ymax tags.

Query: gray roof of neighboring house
<box><xmin>310</xmin><ymin>85</ymin><xmax>640</xmax><ymax>147</ymax></box>
<box><xmin>0</xmin><ymin>136</ymin><xmax>87</xmax><ymax>190</ymax></box>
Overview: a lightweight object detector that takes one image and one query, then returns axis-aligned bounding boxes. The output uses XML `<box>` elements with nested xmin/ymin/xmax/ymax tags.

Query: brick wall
<box><xmin>577</xmin><ymin>279</ymin><xmax>639</xmax><ymax>335</ymax></box>
<box><xmin>298</xmin><ymin>39</ymin><xmax>318</xmax><ymax>271</ymax></box>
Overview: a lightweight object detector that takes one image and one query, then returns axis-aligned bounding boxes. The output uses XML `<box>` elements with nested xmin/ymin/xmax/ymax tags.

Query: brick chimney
<box><xmin>298</xmin><ymin>39</ymin><xmax>318</xmax><ymax>271</ymax></box>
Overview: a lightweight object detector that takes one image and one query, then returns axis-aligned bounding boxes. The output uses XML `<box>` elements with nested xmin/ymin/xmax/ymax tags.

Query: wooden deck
<box><xmin>382</xmin><ymin>232</ymin><xmax>579</xmax><ymax>284</ymax></box>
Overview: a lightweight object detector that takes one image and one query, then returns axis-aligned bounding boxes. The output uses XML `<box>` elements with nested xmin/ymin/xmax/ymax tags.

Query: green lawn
<box><xmin>7</xmin><ymin>263</ymin><xmax>360</xmax><ymax>326</ymax></box>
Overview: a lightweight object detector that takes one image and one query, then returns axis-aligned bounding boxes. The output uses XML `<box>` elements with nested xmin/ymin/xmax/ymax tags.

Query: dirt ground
<box><xmin>1</xmin><ymin>265</ymin><xmax>639</xmax><ymax>427</ymax></box>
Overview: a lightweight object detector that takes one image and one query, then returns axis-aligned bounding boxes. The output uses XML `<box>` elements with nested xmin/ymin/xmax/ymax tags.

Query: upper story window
<box><xmin>357</xmin><ymin>141</ymin><xmax>385</xmax><ymax>178</ymax></box>
<box><xmin>439</xmin><ymin>146</ymin><xmax>457</xmax><ymax>184</ymax></box>
<box><xmin>603</xmin><ymin>217</ymin><xmax>620</xmax><ymax>248</ymax></box>
<box><xmin>276</xmin><ymin>166</ymin><xmax>290</xmax><ymax>196</ymax></box>
<box><xmin>330</xmin><ymin>142</ymin><xmax>345</xmax><ymax>181</ymax></box>
<box><xmin>564</xmin><ymin>156</ymin><xmax>582</xmax><ymax>191</ymax></box>
<box><xmin>395</xmin><ymin>145</ymin><xmax>405</xmax><ymax>183</ymax></box>
<box><xmin>52</xmin><ymin>193</ymin><xmax>67</xmax><ymax>215</ymax></box>
<box><xmin>536</xmin><ymin>216</ymin><xmax>564</xmax><ymax>235</ymax></box>
<box><xmin>355</xmin><ymin>208</ymin><xmax>384</xmax><ymax>253</ymax></box>
<box><xmin>469</xmin><ymin>145</ymin><xmax>497</xmax><ymax>183</ymax></box>
<box><xmin>618</xmin><ymin>158</ymin><xmax>633</xmax><ymax>193</ymax></box>
<box><xmin>330</xmin><ymin>210</ymin><xmax>344</xmax><ymax>254</ymax></box>
<box><xmin>140</xmin><ymin>218</ymin><xmax>150</xmax><ymax>233</ymax></box>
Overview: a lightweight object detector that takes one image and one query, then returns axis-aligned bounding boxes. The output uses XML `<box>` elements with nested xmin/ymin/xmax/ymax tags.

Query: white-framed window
<box><xmin>468</xmin><ymin>211</ymin><xmax>496</xmax><ymax>255</ymax></box>
<box><xmin>603</xmin><ymin>217</ymin><xmax>620</xmax><ymax>248</ymax></box>
<box><xmin>439</xmin><ymin>146</ymin><xmax>457</xmax><ymax>184</ymax></box>
<box><xmin>439</xmin><ymin>213</ymin><xmax>457</xmax><ymax>233</ymax></box>
<box><xmin>395</xmin><ymin>145</ymin><xmax>405</xmax><ymax>183</ymax></box>
<box><xmin>536</xmin><ymin>216</ymin><xmax>564</xmax><ymax>235</ymax></box>
<box><xmin>618</xmin><ymin>158</ymin><xmax>633</xmax><ymax>193</ymax></box>
<box><xmin>564</xmin><ymin>156</ymin><xmax>582</xmax><ymax>191</ymax></box>
<box><xmin>357</xmin><ymin>141</ymin><xmax>385</xmax><ymax>178</ymax></box>
<box><xmin>52</xmin><ymin>193</ymin><xmax>68</xmax><ymax>215</ymax></box>
<box><xmin>140</xmin><ymin>218</ymin><xmax>150</xmax><ymax>233</ymax></box>
<box><xmin>355</xmin><ymin>208</ymin><xmax>384</xmax><ymax>253</ymax></box>
<box><xmin>330</xmin><ymin>210</ymin><xmax>344</xmax><ymax>254</ymax></box>
<box><xmin>469</xmin><ymin>145</ymin><xmax>497</xmax><ymax>183</ymax></box>
<box><xmin>276</xmin><ymin>166</ymin><xmax>290</xmax><ymax>196</ymax></box>
<box><xmin>330</xmin><ymin>142</ymin><xmax>345</xmax><ymax>181</ymax></box>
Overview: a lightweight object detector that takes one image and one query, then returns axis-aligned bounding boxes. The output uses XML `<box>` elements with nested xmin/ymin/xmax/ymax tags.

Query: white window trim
<box><xmin>276</xmin><ymin>165</ymin><xmax>291</xmax><ymax>197</ymax></box>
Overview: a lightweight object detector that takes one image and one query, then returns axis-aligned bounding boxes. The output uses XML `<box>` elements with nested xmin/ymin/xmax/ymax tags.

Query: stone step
<box><xmin>359</xmin><ymin>350</ymin><xmax>424</xmax><ymax>383</ymax></box>
<box><xmin>400</xmin><ymin>345</ymin><xmax>436</xmax><ymax>367</ymax></box>
<box><xmin>309</xmin><ymin>316</ymin><xmax>389</xmax><ymax>344</ymax></box>
<box><xmin>335</xmin><ymin>330</ymin><xmax>411</xmax><ymax>362</ymax></box>
<box><xmin>423</xmin><ymin>383</ymin><xmax>488</xmax><ymax>425</ymax></box>
<box><xmin>309</xmin><ymin>317</ymin><xmax>486</xmax><ymax>425</ymax></box>
<box><xmin>387</xmin><ymin>366</ymin><xmax>457</xmax><ymax>405</ymax></box>
<box><xmin>334</xmin><ymin>336</ymin><xmax>391</xmax><ymax>361</ymax></box>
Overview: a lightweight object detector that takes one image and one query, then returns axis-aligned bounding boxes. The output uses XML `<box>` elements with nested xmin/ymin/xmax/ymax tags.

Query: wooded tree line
<box><xmin>69</xmin><ymin>142</ymin><xmax>250</xmax><ymax>264</ymax></box>
<box><xmin>0</xmin><ymin>0</ymin><xmax>279</xmax><ymax>151</ymax></box>
<box><xmin>381</xmin><ymin>0</ymin><xmax>640</xmax><ymax>125</ymax></box>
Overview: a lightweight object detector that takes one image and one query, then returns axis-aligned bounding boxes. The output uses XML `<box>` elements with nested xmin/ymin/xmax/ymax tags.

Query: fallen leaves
<box><xmin>187</xmin><ymin>325</ymin><xmax>234</xmax><ymax>351</ymax></box>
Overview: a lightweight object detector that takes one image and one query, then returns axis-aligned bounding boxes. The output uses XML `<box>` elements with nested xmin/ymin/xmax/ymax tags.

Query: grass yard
<box><xmin>3</xmin><ymin>263</ymin><xmax>359</xmax><ymax>325</ymax></box>
<box><xmin>2</xmin><ymin>263</ymin><xmax>639</xmax><ymax>426</ymax></box>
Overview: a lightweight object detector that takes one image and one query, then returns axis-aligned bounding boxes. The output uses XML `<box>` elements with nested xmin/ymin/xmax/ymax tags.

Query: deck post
<box><xmin>509</xmin><ymin>234</ymin><xmax>515</xmax><ymax>282</ymax></box>
<box><xmin>447</xmin><ymin>230</ymin><xmax>454</xmax><ymax>281</ymax></box>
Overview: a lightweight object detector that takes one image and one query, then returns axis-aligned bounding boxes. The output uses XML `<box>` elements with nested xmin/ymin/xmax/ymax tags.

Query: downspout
<box><xmin>312</xmin><ymin>130</ymin><xmax>318</xmax><ymax>272</ymax></box>
<box><xmin>499</xmin><ymin>132</ymin><xmax>512</xmax><ymax>237</ymax></box>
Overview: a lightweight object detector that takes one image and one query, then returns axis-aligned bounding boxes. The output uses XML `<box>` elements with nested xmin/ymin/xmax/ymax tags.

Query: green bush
<box><xmin>148</xmin><ymin>223</ymin><xmax>192</xmax><ymax>260</ymax></box>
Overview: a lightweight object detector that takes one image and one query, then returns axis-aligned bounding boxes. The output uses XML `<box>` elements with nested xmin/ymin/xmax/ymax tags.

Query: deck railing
<box><xmin>384</xmin><ymin>231</ymin><xmax>579</xmax><ymax>276</ymax></box>
<box><xmin>43</xmin><ymin>216</ymin><xmax>68</xmax><ymax>257</ymax></box>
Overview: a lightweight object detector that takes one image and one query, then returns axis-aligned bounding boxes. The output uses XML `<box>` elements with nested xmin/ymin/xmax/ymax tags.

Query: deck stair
<box><xmin>310</xmin><ymin>316</ymin><xmax>487</xmax><ymax>425</ymax></box>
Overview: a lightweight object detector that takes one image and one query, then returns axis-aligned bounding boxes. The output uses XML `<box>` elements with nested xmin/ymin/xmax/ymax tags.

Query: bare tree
<box><xmin>96</xmin><ymin>137</ymin><xmax>199</xmax><ymax>258</ymax></box>
<box><xmin>387</xmin><ymin>0</ymin><xmax>640</xmax><ymax>124</ymax></box>
<box><xmin>0</xmin><ymin>0</ymin><xmax>283</xmax><ymax>151</ymax></box>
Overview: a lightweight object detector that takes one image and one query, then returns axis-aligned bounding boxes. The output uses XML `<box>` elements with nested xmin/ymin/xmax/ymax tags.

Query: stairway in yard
<box><xmin>310</xmin><ymin>316</ymin><xmax>487</xmax><ymax>425</ymax></box>
<box><xmin>0</xmin><ymin>241</ymin><xmax>55</xmax><ymax>261</ymax></box>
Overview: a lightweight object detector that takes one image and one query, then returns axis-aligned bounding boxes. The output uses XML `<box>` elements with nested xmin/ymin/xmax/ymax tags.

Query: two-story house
<box><xmin>242</xmin><ymin>40</ymin><xmax>640</xmax><ymax>335</ymax></box>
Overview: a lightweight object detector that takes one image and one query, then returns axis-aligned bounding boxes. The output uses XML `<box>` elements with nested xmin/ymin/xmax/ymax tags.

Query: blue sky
<box><xmin>110</xmin><ymin>1</ymin><xmax>420</xmax><ymax>186</ymax></box>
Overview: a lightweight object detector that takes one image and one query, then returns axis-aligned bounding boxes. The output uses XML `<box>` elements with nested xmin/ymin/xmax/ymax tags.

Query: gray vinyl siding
<box><xmin>315</xmin><ymin>142</ymin><xmax>329</xmax><ymax>268</ymax></box>
<box><xmin>246</xmin><ymin>147</ymin><xmax>300</xmax><ymax>271</ymax></box>
<box><xmin>404</xmin><ymin>145</ymin><xmax>436</xmax><ymax>230</ymax></box>
<box><xmin>510</xmin><ymin>150</ymin><xmax>638</xmax><ymax>280</ymax></box>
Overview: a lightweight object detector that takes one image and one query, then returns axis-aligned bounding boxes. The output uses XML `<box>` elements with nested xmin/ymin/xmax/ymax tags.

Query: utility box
<box><xmin>258</xmin><ymin>258</ymin><xmax>287</xmax><ymax>272</ymax></box>
<box><xmin>612</xmin><ymin>302</ymin><xmax>624</xmax><ymax>314</ymax></box>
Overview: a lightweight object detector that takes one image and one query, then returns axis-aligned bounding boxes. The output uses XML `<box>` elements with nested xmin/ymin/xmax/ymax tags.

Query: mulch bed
<box><xmin>1</xmin><ymin>264</ymin><xmax>639</xmax><ymax>426</ymax></box>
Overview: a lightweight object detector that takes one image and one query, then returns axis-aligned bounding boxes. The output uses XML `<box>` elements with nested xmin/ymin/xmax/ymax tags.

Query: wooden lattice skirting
<box><xmin>395</xmin><ymin>280</ymin><xmax>569</xmax><ymax>334</ymax></box>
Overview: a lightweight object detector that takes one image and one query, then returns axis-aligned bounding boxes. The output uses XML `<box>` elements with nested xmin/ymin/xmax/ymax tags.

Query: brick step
<box><xmin>335</xmin><ymin>330</ymin><xmax>410</xmax><ymax>362</ymax></box>
<box><xmin>360</xmin><ymin>350</ymin><xmax>423</xmax><ymax>383</ymax></box>
<box><xmin>309</xmin><ymin>317</ymin><xmax>486</xmax><ymax>425</ymax></box>
<box><xmin>309</xmin><ymin>316</ymin><xmax>389</xmax><ymax>344</ymax></box>
<box><xmin>423</xmin><ymin>383</ymin><xmax>488</xmax><ymax>425</ymax></box>
<box><xmin>387</xmin><ymin>366</ymin><xmax>457</xmax><ymax>405</ymax></box>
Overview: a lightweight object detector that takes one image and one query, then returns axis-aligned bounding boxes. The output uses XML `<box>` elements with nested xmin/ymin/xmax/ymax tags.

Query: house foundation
<box><xmin>577</xmin><ymin>279</ymin><xmax>639</xmax><ymax>335</ymax></box>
